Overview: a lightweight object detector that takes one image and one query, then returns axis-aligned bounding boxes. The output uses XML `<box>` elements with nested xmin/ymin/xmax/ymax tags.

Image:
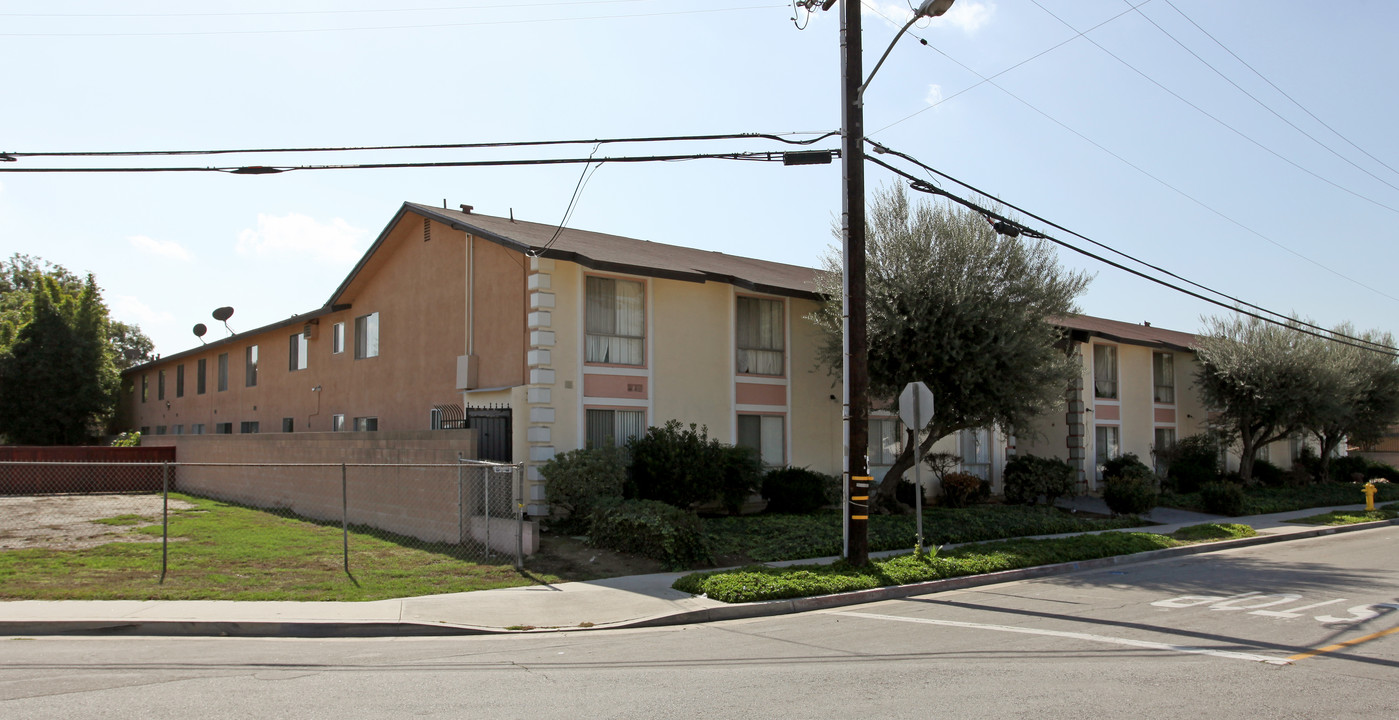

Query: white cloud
<box><xmin>128</xmin><ymin>235</ymin><xmax>193</xmax><ymax>261</ymax></box>
<box><xmin>110</xmin><ymin>295</ymin><xmax>175</xmax><ymax>329</ymax></box>
<box><xmin>925</xmin><ymin>83</ymin><xmax>944</xmax><ymax>106</ymax></box>
<box><xmin>235</xmin><ymin>213</ymin><xmax>368</xmax><ymax>264</ymax></box>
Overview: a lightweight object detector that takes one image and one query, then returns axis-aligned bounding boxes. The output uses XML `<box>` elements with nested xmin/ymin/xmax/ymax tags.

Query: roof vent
<box><xmin>459</xmin><ymin>204</ymin><xmax>473</xmax><ymax>214</ymax></box>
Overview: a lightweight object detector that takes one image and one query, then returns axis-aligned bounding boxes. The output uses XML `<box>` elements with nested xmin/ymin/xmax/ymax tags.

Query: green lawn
<box><xmin>1283</xmin><ymin>506</ymin><xmax>1399</xmax><ymax>526</ymax></box>
<box><xmin>0</xmin><ymin>494</ymin><xmax>561</xmax><ymax>602</ymax></box>
<box><xmin>1162</xmin><ymin>482</ymin><xmax>1399</xmax><ymax>516</ymax></box>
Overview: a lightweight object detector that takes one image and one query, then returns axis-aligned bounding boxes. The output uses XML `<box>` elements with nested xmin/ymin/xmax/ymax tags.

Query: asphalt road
<box><xmin>2</xmin><ymin>526</ymin><xmax>1395</xmax><ymax>719</ymax></box>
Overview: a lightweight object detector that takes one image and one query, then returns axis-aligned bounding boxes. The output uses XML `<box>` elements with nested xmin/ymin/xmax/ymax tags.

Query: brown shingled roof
<box><xmin>1051</xmin><ymin>314</ymin><xmax>1198</xmax><ymax>352</ymax></box>
<box><xmin>405</xmin><ymin>202</ymin><xmax>824</xmax><ymax>300</ymax></box>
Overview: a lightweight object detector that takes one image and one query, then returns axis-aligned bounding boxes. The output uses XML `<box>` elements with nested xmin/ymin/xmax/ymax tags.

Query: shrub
<box><xmin>1365</xmin><ymin>461</ymin><xmax>1399</xmax><ymax>482</ymax></box>
<box><xmin>939</xmin><ymin>472</ymin><xmax>989</xmax><ymax>508</ymax></box>
<box><xmin>1102</xmin><ymin>453</ymin><xmax>1153</xmax><ymax>483</ymax></box>
<box><xmin>1002</xmin><ymin>455</ymin><xmax>1077</xmax><ymax>506</ymax></box>
<box><xmin>110</xmin><ymin>431</ymin><xmax>141</xmax><ymax>447</ymax></box>
<box><xmin>1157</xmin><ymin>433</ymin><xmax>1220</xmax><ymax>493</ymax></box>
<box><xmin>588</xmin><ymin>498</ymin><xmax>712</xmax><ymax>570</ymax></box>
<box><xmin>1103</xmin><ymin>474</ymin><xmax>1158</xmax><ymax>516</ymax></box>
<box><xmin>1200</xmin><ymin>481</ymin><xmax>1247</xmax><ymax>516</ymax></box>
<box><xmin>1251</xmin><ymin>459</ymin><xmax>1285</xmax><ymax>488</ymax></box>
<box><xmin>1327</xmin><ymin>455</ymin><xmax>1371</xmax><ymax>484</ymax></box>
<box><xmin>761</xmin><ymin>467</ymin><xmax>837</xmax><ymax>514</ymax></box>
<box><xmin>625</xmin><ymin>420</ymin><xmax>761</xmax><ymax>513</ymax></box>
<box><xmin>894</xmin><ymin>475</ymin><xmax>926</xmax><ymax>508</ymax></box>
<box><xmin>540</xmin><ymin>446</ymin><xmax>627</xmax><ymax>533</ymax></box>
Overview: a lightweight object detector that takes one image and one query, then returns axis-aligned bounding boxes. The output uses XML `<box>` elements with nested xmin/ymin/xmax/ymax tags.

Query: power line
<box><xmin>0</xmin><ymin>149</ymin><xmax>839</xmax><ymax>174</ymax></box>
<box><xmin>863</xmin><ymin>5</ymin><xmax>1399</xmax><ymax>307</ymax></box>
<box><xmin>1162</xmin><ymin>0</ymin><xmax>1399</xmax><ymax>181</ymax></box>
<box><xmin>0</xmin><ymin>4</ymin><xmax>784</xmax><ymax>38</ymax></box>
<box><xmin>1026</xmin><ymin>0</ymin><xmax>1399</xmax><ymax>218</ymax></box>
<box><xmin>1</xmin><ymin>131</ymin><xmax>838</xmax><ymax>160</ymax></box>
<box><xmin>866</xmin><ymin>139</ymin><xmax>1399</xmax><ymax>354</ymax></box>
<box><xmin>863</xmin><ymin>151</ymin><xmax>1399</xmax><ymax>357</ymax></box>
<box><xmin>1124</xmin><ymin>0</ymin><xmax>1399</xmax><ymax>197</ymax></box>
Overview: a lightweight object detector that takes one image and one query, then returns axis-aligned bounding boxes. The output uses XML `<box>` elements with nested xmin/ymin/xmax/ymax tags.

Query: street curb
<box><xmin>3</xmin><ymin>517</ymin><xmax>1394</xmax><ymax>638</ymax></box>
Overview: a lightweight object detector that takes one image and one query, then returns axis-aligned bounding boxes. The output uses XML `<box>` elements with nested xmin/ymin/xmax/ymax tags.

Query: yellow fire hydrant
<box><xmin>1363</xmin><ymin>482</ymin><xmax>1377</xmax><ymax>511</ymax></box>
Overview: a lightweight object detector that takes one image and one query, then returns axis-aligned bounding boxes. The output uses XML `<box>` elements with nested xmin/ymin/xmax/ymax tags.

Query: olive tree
<box><xmin>810</xmin><ymin>185</ymin><xmax>1091</xmax><ymax>507</ymax></box>
<box><xmin>1306</xmin><ymin>324</ymin><xmax>1399</xmax><ymax>480</ymax></box>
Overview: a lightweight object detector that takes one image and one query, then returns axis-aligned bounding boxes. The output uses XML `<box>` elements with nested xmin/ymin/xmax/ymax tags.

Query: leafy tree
<box><xmin>1305</xmin><ymin>324</ymin><xmax>1399</xmax><ymax>481</ymax></box>
<box><xmin>0</xmin><ymin>256</ymin><xmax>142</xmax><ymax>444</ymax></box>
<box><xmin>109</xmin><ymin>320</ymin><xmax>156</xmax><ymax>369</ymax></box>
<box><xmin>1193</xmin><ymin>316</ymin><xmax>1327</xmax><ymax>482</ymax></box>
<box><xmin>810</xmin><ymin>185</ymin><xmax>1091</xmax><ymax>506</ymax></box>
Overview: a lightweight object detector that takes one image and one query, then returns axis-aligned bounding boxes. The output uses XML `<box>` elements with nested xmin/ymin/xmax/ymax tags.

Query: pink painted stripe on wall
<box><xmin>1095</xmin><ymin>404</ymin><xmax>1120</xmax><ymax>421</ymax></box>
<box><xmin>583</xmin><ymin>374</ymin><xmax>648</xmax><ymax>400</ymax></box>
<box><xmin>1155</xmin><ymin>407</ymin><xmax>1176</xmax><ymax>424</ymax></box>
<box><xmin>736</xmin><ymin>382</ymin><xmax>786</xmax><ymax>407</ymax></box>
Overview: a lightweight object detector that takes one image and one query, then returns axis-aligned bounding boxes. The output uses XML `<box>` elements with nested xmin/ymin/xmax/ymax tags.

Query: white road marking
<box><xmin>830</xmin><ymin>610</ymin><xmax>1292</xmax><ymax>666</ymax></box>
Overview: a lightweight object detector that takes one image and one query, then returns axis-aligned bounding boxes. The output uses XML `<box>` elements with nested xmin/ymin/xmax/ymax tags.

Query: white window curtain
<box><xmin>1094</xmin><ymin>345</ymin><xmax>1117</xmax><ymax>399</ymax></box>
<box><xmin>586</xmin><ymin>409</ymin><xmax>645</xmax><ymax>449</ymax></box>
<box><xmin>1095</xmin><ymin>425</ymin><xmax>1120</xmax><ymax>478</ymax></box>
<box><xmin>736</xmin><ymin>296</ymin><xmax>785</xmax><ymax>375</ymax></box>
<box><xmin>586</xmin><ymin>277</ymin><xmax>645</xmax><ymax>365</ymax></box>
<box><xmin>1154</xmin><ymin>352</ymin><xmax>1175</xmax><ymax>403</ymax></box>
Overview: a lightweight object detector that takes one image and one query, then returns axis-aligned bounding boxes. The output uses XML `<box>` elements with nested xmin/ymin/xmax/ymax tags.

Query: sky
<box><xmin>3</xmin><ymin>0</ymin><xmax>1398</xmax><ymax>357</ymax></box>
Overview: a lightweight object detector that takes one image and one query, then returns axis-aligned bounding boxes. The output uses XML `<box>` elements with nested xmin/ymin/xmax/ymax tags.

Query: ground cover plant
<box><xmin>703</xmin><ymin>505</ymin><xmax>1143</xmax><ymax>563</ymax></box>
<box><xmin>675</xmin><ymin>522</ymin><xmax>1260</xmax><ymax>603</ymax></box>
<box><xmin>1282</xmin><ymin>506</ymin><xmax>1399</xmax><ymax>526</ymax></box>
<box><xmin>0</xmin><ymin>493</ymin><xmax>563</xmax><ymax>601</ymax></box>
<box><xmin>1161</xmin><ymin>481</ymin><xmax>1399</xmax><ymax>516</ymax></box>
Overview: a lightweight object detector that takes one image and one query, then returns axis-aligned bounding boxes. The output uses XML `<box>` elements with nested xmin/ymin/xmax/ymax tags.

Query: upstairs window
<box><xmin>354</xmin><ymin>416</ymin><xmax>378</xmax><ymax>432</ymax></box>
<box><xmin>332</xmin><ymin>322</ymin><xmax>345</xmax><ymax>354</ymax></box>
<box><xmin>175</xmin><ymin>364</ymin><xmax>185</xmax><ymax>398</ymax></box>
<box><xmin>355</xmin><ymin>313</ymin><xmax>379</xmax><ymax>359</ymax></box>
<box><xmin>1093</xmin><ymin>345</ymin><xmax>1118</xmax><ymax>400</ymax></box>
<box><xmin>245</xmin><ymin>345</ymin><xmax>259</xmax><ymax>387</ymax></box>
<box><xmin>585</xmin><ymin>276</ymin><xmax>645</xmax><ymax>365</ymax></box>
<box><xmin>736</xmin><ymin>296</ymin><xmax>785</xmax><ymax>375</ymax></box>
<box><xmin>197</xmin><ymin>358</ymin><xmax>207</xmax><ymax>395</ymax></box>
<box><xmin>1153</xmin><ymin>352</ymin><xmax>1175</xmax><ymax>403</ymax></box>
<box><xmin>217</xmin><ymin>353</ymin><xmax>229</xmax><ymax>392</ymax></box>
<box><xmin>289</xmin><ymin>332</ymin><xmax>308</xmax><ymax>371</ymax></box>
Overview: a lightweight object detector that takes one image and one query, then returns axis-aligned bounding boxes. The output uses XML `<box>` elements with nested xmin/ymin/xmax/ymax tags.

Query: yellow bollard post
<box><xmin>1363</xmin><ymin>482</ymin><xmax>1377</xmax><ymax>511</ymax></box>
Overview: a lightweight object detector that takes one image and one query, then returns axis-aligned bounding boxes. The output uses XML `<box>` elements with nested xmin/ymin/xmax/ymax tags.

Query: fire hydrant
<box><xmin>1363</xmin><ymin>482</ymin><xmax>1377</xmax><ymax>511</ymax></box>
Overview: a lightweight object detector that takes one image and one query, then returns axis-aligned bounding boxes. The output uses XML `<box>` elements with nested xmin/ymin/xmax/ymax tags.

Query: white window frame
<box><xmin>290</xmin><ymin>332</ymin><xmax>308</xmax><ymax>371</ymax></box>
<box><xmin>355</xmin><ymin>313</ymin><xmax>379</xmax><ymax>359</ymax></box>
<box><xmin>737</xmin><ymin>413</ymin><xmax>786</xmax><ymax>467</ymax></box>
<box><xmin>1153</xmin><ymin>352</ymin><xmax>1175</xmax><ymax>404</ymax></box>
<box><xmin>585</xmin><ymin>276</ymin><xmax>646</xmax><ymax>366</ymax></box>
<box><xmin>1093</xmin><ymin>344</ymin><xmax>1118</xmax><ymax>400</ymax></box>
<box><xmin>332</xmin><ymin>322</ymin><xmax>345</xmax><ymax>354</ymax></box>
<box><xmin>585</xmin><ymin>408</ymin><xmax>646</xmax><ymax>449</ymax></box>
<box><xmin>735</xmin><ymin>295</ymin><xmax>785</xmax><ymax>376</ymax></box>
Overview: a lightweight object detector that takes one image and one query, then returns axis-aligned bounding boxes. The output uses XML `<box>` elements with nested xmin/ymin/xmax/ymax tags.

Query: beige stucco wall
<box><xmin>652</xmin><ymin>278</ymin><xmax>734</xmax><ymax>436</ymax></box>
<box><xmin>788</xmin><ymin>297</ymin><xmax>843</xmax><ymax>476</ymax></box>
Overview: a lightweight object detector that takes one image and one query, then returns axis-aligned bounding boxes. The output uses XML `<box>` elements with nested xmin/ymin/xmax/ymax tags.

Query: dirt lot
<box><xmin>0</xmin><ymin>494</ymin><xmax>195</xmax><ymax>551</ymax></box>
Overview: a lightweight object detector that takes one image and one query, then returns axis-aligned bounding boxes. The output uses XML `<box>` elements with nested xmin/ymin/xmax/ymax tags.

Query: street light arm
<box><xmin>857</xmin><ymin>14</ymin><xmax>920</xmax><ymax>104</ymax></box>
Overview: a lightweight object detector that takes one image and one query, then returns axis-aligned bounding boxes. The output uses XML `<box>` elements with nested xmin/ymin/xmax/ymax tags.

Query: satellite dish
<box><xmin>193</xmin><ymin>323</ymin><xmax>207</xmax><ymax>345</ymax></box>
<box><xmin>212</xmin><ymin>307</ymin><xmax>234</xmax><ymax>322</ymax></box>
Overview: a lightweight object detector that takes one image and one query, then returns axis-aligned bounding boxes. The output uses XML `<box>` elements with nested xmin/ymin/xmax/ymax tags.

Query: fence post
<box><xmin>457</xmin><ymin>453</ymin><xmax>465</xmax><ymax>546</ymax></box>
<box><xmin>160</xmin><ymin>461</ymin><xmax>169</xmax><ymax>583</ymax></box>
<box><xmin>342</xmin><ymin>462</ymin><xmax>349</xmax><ymax>576</ymax></box>
<box><xmin>515</xmin><ymin>464</ymin><xmax>524</xmax><ymax>569</ymax></box>
<box><xmin>484</xmin><ymin>463</ymin><xmax>492</xmax><ymax>559</ymax></box>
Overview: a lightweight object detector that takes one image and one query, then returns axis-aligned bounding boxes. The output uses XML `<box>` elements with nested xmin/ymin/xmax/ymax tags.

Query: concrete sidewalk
<box><xmin>1</xmin><ymin>502</ymin><xmax>1393</xmax><ymax>638</ymax></box>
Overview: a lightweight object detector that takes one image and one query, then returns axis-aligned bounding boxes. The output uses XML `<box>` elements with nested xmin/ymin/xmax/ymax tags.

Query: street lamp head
<box><xmin>916</xmin><ymin>0</ymin><xmax>955</xmax><ymax>18</ymax></box>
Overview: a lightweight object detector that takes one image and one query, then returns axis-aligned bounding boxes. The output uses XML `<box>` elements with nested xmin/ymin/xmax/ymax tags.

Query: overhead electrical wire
<box><xmin>1</xmin><ymin>131</ymin><xmax>839</xmax><ymax>160</ymax></box>
<box><xmin>1161</xmin><ymin>0</ymin><xmax>1399</xmax><ymax>181</ymax></box>
<box><xmin>1124</xmin><ymin>0</ymin><xmax>1399</xmax><ymax>197</ymax></box>
<box><xmin>1026</xmin><ymin>0</ymin><xmax>1399</xmax><ymax>218</ymax></box>
<box><xmin>866</xmin><ymin>139</ymin><xmax>1399</xmax><ymax>354</ymax></box>
<box><xmin>864</xmin><ymin>151</ymin><xmax>1399</xmax><ymax>358</ymax></box>
<box><xmin>0</xmin><ymin>149</ymin><xmax>839</xmax><ymax>174</ymax></box>
<box><xmin>861</xmin><ymin>4</ymin><xmax>1399</xmax><ymax>306</ymax></box>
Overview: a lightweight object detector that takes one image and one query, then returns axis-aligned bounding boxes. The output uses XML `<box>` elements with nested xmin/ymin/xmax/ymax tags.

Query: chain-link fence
<box><xmin>0</xmin><ymin>458</ymin><xmax>526</xmax><ymax>593</ymax></box>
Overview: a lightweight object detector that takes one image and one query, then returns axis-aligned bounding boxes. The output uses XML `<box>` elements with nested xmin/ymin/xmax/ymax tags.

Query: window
<box><xmin>1153</xmin><ymin>352</ymin><xmax>1175</xmax><ymax>403</ymax></box>
<box><xmin>1153</xmin><ymin>428</ymin><xmax>1176</xmax><ymax>474</ymax></box>
<box><xmin>1095</xmin><ymin>425</ymin><xmax>1120</xmax><ymax>478</ymax></box>
<box><xmin>245</xmin><ymin>345</ymin><xmax>259</xmax><ymax>387</ymax></box>
<box><xmin>197</xmin><ymin>358</ymin><xmax>207</xmax><ymax>394</ymax></box>
<box><xmin>355</xmin><ymin>312</ymin><xmax>379</xmax><ymax>359</ymax></box>
<box><xmin>141</xmin><ymin>375</ymin><xmax>148</xmax><ymax>403</ymax></box>
<box><xmin>1257</xmin><ymin>443</ymin><xmax>1270</xmax><ymax>463</ymax></box>
<box><xmin>1093</xmin><ymin>345</ymin><xmax>1118</xmax><ymax>399</ymax></box>
<box><xmin>868</xmin><ymin>417</ymin><xmax>901</xmax><ymax>466</ymax></box>
<box><xmin>190</xmin><ymin>423</ymin><xmax>206</xmax><ymax>435</ymax></box>
<box><xmin>282</xmin><ymin>417</ymin><xmax>295</xmax><ymax>433</ymax></box>
<box><xmin>960</xmin><ymin>428</ymin><xmax>992</xmax><ymax>480</ymax></box>
<box><xmin>1290</xmin><ymin>435</ymin><xmax>1307</xmax><ymax>462</ymax></box>
<box><xmin>289</xmin><ymin>332</ymin><xmax>307</xmax><ymax>371</ymax></box>
<box><xmin>217</xmin><ymin>353</ymin><xmax>229</xmax><ymax>392</ymax></box>
<box><xmin>175</xmin><ymin>364</ymin><xmax>185</xmax><ymax>398</ymax></box>
<box><xmin>585</xmin><ymin>276</ymin><xmax>645</xmax><ymax>365</ymax></box>
<box><xmin>215</xmin><ymin>422</ymin><xmax>233</xmax><ymax>434</ymax></box>
<box><xmin>332</xmin><ymin>414</ymin><xmax>346</xmax><ymax>432</ymax></box>
<box><xmin>332</xmin><ymin>322</ymin><xmax>345</xmax><ymax>354</ymax></box>
<box><xmin>241</xmin><ymin>421</ymin><xmax>259</xmax><ymax>434</ymax></box>
<box><xmin>155</xmin><ymin>425</ymin><xmax>167</xmax><ymax>435</ymax></box>
<box><xmin>354</xmin><ymin>416</ymin><xmax>378</xmax><ymax>432</ymax></box>
<box><xmin>737</xmin><ymin>414</ymin><xmax>785</xmax><ymax>466</ymax></box>
<box><xmin>172</xmin><ymin>425</ymin><xmax>183</xmax><ymax>435</ymax></box>
<box><xmin>736</xmin><ymin>296</ymin><xmax>784</xmax><ymax>375</ymax></box>
<box><xmin>158</xmin><ymin>370</ymin><xmax>166</xmax><ymax>400</ymax></box>
<box><xmin>585</xmin><ymin>408</ymin><xmax>645</xmax><ymax>449</ymax></box>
